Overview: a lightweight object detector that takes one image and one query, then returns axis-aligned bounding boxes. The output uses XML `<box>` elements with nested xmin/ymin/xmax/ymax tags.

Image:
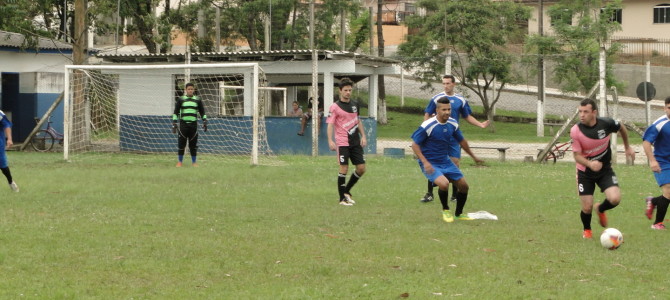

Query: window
<box><xmin>654</xmin><ymin>4</ymin><xmax>670</xmax><ymax>23</ymax></box>
<box><xmin>601</xmin><ymin>7</ymin><xmax>622</xmax><ymax>24</ymax></box>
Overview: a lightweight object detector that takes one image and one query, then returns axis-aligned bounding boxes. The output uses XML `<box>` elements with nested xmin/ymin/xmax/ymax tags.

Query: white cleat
<box><xmin>9</xmin><ymin>181</ymin><xmax>19</xmax><ymax>192</ymax></box>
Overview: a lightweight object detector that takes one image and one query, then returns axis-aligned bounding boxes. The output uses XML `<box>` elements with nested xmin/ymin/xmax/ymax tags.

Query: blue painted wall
<box><xmin>14</xmin><ymin>92</ymin><xmax>63</xmax><ymax>143</ymax></box>
<box><xmin>119</xmin><ymin>115</ymin><xmax>377</xmax><ymax>155</ymax></box>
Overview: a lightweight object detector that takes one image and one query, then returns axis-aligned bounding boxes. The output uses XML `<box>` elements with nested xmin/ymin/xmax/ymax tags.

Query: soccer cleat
<box><xmin>339</xmin><ymin>200</ymin><xmax>353</xmax><ymax>206</ymax></box>
<box><xmin>175</xmin><ymin>162</ymin><xmax>183</xmax><ymax>168</ymax></box>
<box><xmin>450</xmin><ymin>196</ymin><xmax>457</xmax><ymax>203</ymax></box>
<box><xmin>343</xmin><ymin>193</ymin><xmax>356</xmax><ymax>204</ymax></box>
<box><xmin>455</xmin><ymin>215</ymin><xmax>474</xmax><ymax>221</ymax></box>
<box><xmin>9</xmin><ymin>181</ymin><xmax>18</xmax><ymax>192</ymax></box>
<box><xmin>594</xmin><ymin>203</ymin><xmax>608</xmax><ymax>227</ymax></box>
<box><xmin>442</xmin><ymin>210</ymin><xmax>454</xmax><ymax>223</ymax></box>
<box><xmin>645</xmin><ymin>197</ymin><xmax>655</xmax><ymax>220</ymax></box>
<box><xmin>420</xmin><ymin>193</ymin><xmax>434</xmax><ymax>203</ymax></box>
<box><xmin>582</xmin><ymin>229</ymin><xmax>592</xmax><ymax>239</ymax></box>
<box><xmin>192</xmin><ymin>162</ymin><xmax>199</xmax><ymax>167</ymax></box>
<box><xmin>651</xmin><ymin>223</ymin><xmax>666</xmax><ymax>230</ymax></box>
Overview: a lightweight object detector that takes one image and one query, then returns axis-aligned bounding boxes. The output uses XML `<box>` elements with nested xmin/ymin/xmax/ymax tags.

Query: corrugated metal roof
<box><xmin>0</xmin><ymin>30</ymin><xmax>72</xmax><ymax>51</ymax></box>
<box><xmin>96</xmin><ymin>49</ymin><xmax>400</xmax><ymax>66</ymax></box>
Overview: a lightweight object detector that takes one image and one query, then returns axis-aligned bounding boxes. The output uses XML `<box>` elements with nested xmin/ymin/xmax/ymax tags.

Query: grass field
<box><xmin>0</xmin><ymin>152</ymin><xmax>666</xmax><ymax>299</ymax></box>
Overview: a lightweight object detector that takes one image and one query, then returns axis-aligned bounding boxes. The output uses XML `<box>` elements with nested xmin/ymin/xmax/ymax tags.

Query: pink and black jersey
<box><xmin>326</xmin><ymin>100</ymin><xmax>361</xmax><ymax>147</ymax></box>
<box><xmin>570</xmin><ymin>117</ymin><xmax>620</xmax><ymax>172</ymax></box>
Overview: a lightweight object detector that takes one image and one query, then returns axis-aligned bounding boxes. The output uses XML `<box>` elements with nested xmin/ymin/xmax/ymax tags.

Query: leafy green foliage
<box><xmin>525</xmin><ymin>0</ymin><xmax>624</xmax><ymax>94</ymax></box>
<box><xmin>397</xmin><ymin>0</ymin><xmax>531</xmax><ymax>123</ymax></box>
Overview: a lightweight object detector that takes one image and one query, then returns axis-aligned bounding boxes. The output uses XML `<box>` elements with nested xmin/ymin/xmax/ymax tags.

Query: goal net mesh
<box><xmin>64</xmin><ymin>63</ymin><xmax>278</xmax><ymax>165</ymax></box>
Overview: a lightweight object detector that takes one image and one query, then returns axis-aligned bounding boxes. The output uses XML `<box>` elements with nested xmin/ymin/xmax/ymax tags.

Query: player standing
<box><xmin>172</xmin><ymin>83</ymin><xmax>207</xmax><ymax>167</ymax></box>
<box><xmin>411</xmin><ymin>96</ymin><xmax>481</xmax><ymax>222</ymax></box>
<box><xmin>570</xmin><ymin>98</ymin><xmax>635</xmax><ymax>239</ymax></box>
<box><xmin>327</xmin><ymin>78</ymin><xmax>367</xmax><ymax>206</ymax></box>
<box><xmin>420</xmin><ymin>75</ymin><xmax>489</xmax><ymax>203</ymax></box>
<box><xmin>642</xmin><ymin>97</ymin><xmax>670</xmax><ymax>230</ymax></box>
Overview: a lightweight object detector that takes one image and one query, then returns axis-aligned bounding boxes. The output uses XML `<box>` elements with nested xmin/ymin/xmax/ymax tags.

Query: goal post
<box><xmin>63</xmin><ymin>63</ymin><xmax>275</xmax><ymax>165</ymax></box>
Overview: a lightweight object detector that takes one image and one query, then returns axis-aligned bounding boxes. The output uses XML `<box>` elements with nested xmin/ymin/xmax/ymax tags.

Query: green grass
<box><xmin>0</xmin><ymin>152</ymin><xmax>665</xmax><ymax>298</ymax></box>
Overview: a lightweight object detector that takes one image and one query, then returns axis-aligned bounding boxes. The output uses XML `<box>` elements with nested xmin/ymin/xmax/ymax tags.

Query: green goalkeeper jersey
<box><xmin>173</xmin><ymin>95</ymin><xmax>207</xmax><ymax>123</ymax></box>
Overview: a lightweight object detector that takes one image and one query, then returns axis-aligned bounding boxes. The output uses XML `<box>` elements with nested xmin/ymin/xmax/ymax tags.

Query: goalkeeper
<box><xmin>172</xmin><ymin>82</ymin><xmax>207</xmax><ymax>167</ymax></box>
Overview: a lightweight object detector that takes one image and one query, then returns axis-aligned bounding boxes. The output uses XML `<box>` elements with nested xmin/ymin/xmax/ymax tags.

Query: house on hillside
<box><xmin>520</xmin><ymin>0</ymin><xmax>670</xmax><ymax>55</ymax></box>
<box><xmin>0</xmin><ymin>30</ymin><xmax>72</xmax><ymax>143</ymax></box>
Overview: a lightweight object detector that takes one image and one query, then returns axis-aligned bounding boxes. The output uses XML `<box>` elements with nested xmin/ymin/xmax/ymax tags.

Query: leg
<box><xmin>298</xmin><ymin>113</ymin><xmax>310</xmax><ymax>135</ymax></box>
<box><xmin>343</xmin><ymin>145</ymin><xmax>366</xmax><ymax>202</ymax></box>
<box><xmin>452</xmin><ymin>177</ymin><xmax>470</xmax><ymax>217</ymax></box>
<box><xmin>176</xmin><ymin>129</ymin><xmax>187</xmax><ymax>167</ymax></box>
<box><xmin>450</xmin><ymin>156</ymin><xmax>460</xmax><ymax>201</ymax></box>
<box><xmin>579</xmin><ymin>194</ymin><xmax>595</xmax><ymax>232</ymax></box>
<box><xmin>189</xmin><ymin>130</ymin><xmax>199</xmax><ymax>164</ymax></box>
<box><xmin>651</xmin><ymin>184</ymin><xmax>670</xmax><ymax>228</ymax></box>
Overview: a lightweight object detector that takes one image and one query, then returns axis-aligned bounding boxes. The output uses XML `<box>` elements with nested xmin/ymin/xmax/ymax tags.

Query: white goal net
<box><xmin>64</xmin><ymin>63</ymin><xmax>277</xmax><ymax>165</ymax></box>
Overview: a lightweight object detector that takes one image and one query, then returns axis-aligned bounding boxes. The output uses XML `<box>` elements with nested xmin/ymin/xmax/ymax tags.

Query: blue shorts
<box><xmin>418</xmin><ymin>160</ymin><xmax>463</xmax><ymax>184</ymax></box>
<box><xmin>0</xmin><ymin>139</ymin><xmax>6</xmax><ymax>168</ymax></box>
<box><xmin>653</xmin><ymin>167</ymin><xmax>670</xmax><ymax>186</ymax></box>
<box><xmin>448</xmin><ymin>142</ymin><xmax>461</xmax><ymax>159</ymax></box>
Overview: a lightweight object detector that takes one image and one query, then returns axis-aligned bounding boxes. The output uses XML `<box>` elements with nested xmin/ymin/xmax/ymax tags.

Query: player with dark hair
<box><xmin>570</xmin><ymin>98</ymin><xmax>635</xmax><ymax>239</ymax></box>
<box><xmin>172</xmin><ymin>82</ymin><xmax>207</xmax><ymax>167</ymax></box>
<box><xmin>420</xmin><ymin>75</ymin><xmax>489</xmax><ymax>203</ymax></box>
<box><xmin>411</xmin><ymin>96</ymin><xmax>481</xmax><ymax>222</ymax></box>
<box><xmin>0</xmin><ymin>110</ymin><xmax>18</xmax><ymax>192</ymax></box>
<box><xmin>327</xmin><ymin>77</ymin><xmax>367</xmax><ymax>206</ymax></box>
<box><xmin>642</xmin><ymin>96</ymin><xmax>670</xmax><ymax>230</ymax></box>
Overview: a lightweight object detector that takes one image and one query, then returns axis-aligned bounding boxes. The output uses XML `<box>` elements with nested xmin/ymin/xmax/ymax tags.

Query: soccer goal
<box><xmin>63</xmin><ymin>63</ymin><xmax>277</xmax><ymax>165</ymax></box>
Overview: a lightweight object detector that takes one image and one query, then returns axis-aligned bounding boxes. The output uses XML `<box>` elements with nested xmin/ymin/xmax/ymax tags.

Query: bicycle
<box><xmin>542</xmin><ymin>140</ymin><xmax>572</xmax><ymax>164</ymax></box>
<box><xmin>31</xmin><ymin>116</ymin><xmax>64</xmax><ymax>152</ymax></box>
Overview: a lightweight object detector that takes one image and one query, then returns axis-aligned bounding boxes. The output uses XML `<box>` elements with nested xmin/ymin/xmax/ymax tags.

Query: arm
<box><xmin>411</xmin><ymin>142</ymin><xmax>434</xmax><ymax>175</ymax></box>
<box><xmin>423</xmin><ymin>113</ymin><xmax>432</xmax><ymax>121</ymax></box>
<box><xmin>327</xmin><ymin>122</ymin><xmax>336</xmax><ymax>151</ymax></box>
<box><xmin>573</xmin><ymin>151</ymin><xmax>602</xmax><ymax>172</ymax></box>
<box><xmin>459</xmin><ymin>139</ymin><xmax>483</xmax><ymax>165</ymax></box>
<box><xmin>643</xmin><ymin>140</ymin><xmax>660</xmax><ymax>173</ymax></box>
<box><xmin>618</xmin><ymin>124</ymin><xmax>635</xmax><ymax>162</ymax></box>
<box><xmin>464</xmin><ymin>115</ymin><xmax>490</xmax><ymax>129</ymax></box>
<box><xmin>4</xmin><ymin>127</ymin><xmax>12</xmax><ymax>149</ymax></box>
<box><xmin>358</xmin><ymin>119</ymin><xmax>367</xmax><ymax>148</ymax></box>
<box><xmin>199</xmin><ymin>99</ymin><xmax>208</xmax><ymax>132</ymax></box>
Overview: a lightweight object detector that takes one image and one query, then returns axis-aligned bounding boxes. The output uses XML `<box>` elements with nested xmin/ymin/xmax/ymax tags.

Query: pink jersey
<box><xmin>569</xmin><ymin>117</ymin><xmax>620</xmax><ymax>172</ymax></box>
<box><xmin>326</xmin><ymin>100</ymin><xmax>361</xmax><ymax>147</ymax></box>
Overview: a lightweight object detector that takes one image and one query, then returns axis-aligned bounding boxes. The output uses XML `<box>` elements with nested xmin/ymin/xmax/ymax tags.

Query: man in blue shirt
<box><xmin>0</xmin><ymin>110</ymin><xmax>18</xmax><ymax>192</ymax></box>
<box><xmin>642</xmin><ymin>96</ymin><xmax>670</xmax><ymax>230</ymax></box>
<box><xmin>411</xmin><ymin>96</ymin><xmax>481</xmax><ymax>222</ymax></box>
<box><xmin>420</xmin><ymin>75</ymin><xmax>489</xmax><ymax>203</ymax></box>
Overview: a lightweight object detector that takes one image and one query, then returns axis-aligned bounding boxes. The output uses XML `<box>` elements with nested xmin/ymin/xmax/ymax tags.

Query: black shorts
<box><xmin>337</xmin><ymin>145</ymin><xmax>365</xmax><ymax>166</ymax></box>
<box><xmin>577</xmin><ymin>167</ymin><xmax>619</xmax><ymax>196</ymax></box>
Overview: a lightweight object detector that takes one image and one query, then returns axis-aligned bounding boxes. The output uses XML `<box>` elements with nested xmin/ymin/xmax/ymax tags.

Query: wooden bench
<box><xmin>470</xmin><ymin>146</ymin><xmax>510</xmax><ymax>162</ymax></box>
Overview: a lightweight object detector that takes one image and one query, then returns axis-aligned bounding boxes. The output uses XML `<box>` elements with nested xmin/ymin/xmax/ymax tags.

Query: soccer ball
<box><xmin>600</xmin><ymin>228</ymin><xmax>623</xmax><ymax>250</ymax></box>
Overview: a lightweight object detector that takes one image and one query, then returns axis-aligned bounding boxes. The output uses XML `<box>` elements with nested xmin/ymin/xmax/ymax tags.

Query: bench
<box><xmin>470</xmin><ymin>146</ymin><xmax>510</xmax><ymax>162</ymax></box>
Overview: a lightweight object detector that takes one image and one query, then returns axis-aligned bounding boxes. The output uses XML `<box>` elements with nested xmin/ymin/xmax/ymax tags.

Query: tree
<box><xmin>525</xmin><ymin>0</ymin><xmax>624</xmax><ymax>94</ymax></box>
<box><xmin>397</xmin><ymin>0</ymin><xmax>530</xmax><ymax>129</ymax></box>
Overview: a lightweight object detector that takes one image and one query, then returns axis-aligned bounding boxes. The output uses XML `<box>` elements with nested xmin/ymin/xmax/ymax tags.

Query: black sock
<box><xmin>455</xmin><ymin>192</ymin><xmax>468</xmax><ymax>216</ymax></box>
<box><xmin>598</xmin><ymin>199</ymin><xmax>616</xmax><ymax>212</ymax></box>
<box><xmin>438</xmin><ymin>189</ymin><xmax>450</xmax><ymax>211</ymax></box>
<box><xmin>451</xmin><ymin>184</ymin><xmax>458</xmax><ymax>198</ymax></box>
<box><xmin>338</xmin><ymin>173</ymin><xmax>346</xmax><ymax>201</ymax></box>
<box><xmin>344</xmin><ymin>171</ymin><xmax>361</xmax><ymax>195</ymax></box>
<box><xmin>655</xmin><ymin>196</ymin><xmax>670</xmax><ymax>224</ymax></box>
<box><xmin>1</xmin><ymin>167</ymin><xmax>12</xmax><ymax>184</ymax></box>
<box><xmin>580</xmin><ymin>211</ymin><xmax>592</xmax><ymax>230</ymax></box>
<box><xmin>427</xmin><ymin>180</ymin><xmax>434</xmax><ymax>195</ymax></box>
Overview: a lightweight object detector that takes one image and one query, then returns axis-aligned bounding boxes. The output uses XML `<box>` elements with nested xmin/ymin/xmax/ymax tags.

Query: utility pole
<box><xmin>536</xmin><ymin>0</ymin><xmax>545</xmax><ymax>137</ymax></box>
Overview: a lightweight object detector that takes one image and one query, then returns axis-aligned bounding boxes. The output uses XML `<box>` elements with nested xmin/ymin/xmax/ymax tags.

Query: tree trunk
<box><xmin>376</xmin><ymin>0</ymin><xmax>387</xmax><ymax>124</ymax></box>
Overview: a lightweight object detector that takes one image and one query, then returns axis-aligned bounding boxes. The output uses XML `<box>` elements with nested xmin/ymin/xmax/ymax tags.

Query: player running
<box><xmin>570</xmin><ymin>98</ymin><xmax>635</xmax><ymax>239</ymax></box>
<box><xmin>420</xmin><ymin>75</ymin><xmax>489</xmax><ymax>203</ymax></box>
<box><xmin>642</xmin><ymin>96</ymin><xmax>670</xmax><ymax>230</ymax></box>
<box><xmin>411</xmin><ymin>96</ymin><xmax>481</xmax><ymax>222</ymax></box>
